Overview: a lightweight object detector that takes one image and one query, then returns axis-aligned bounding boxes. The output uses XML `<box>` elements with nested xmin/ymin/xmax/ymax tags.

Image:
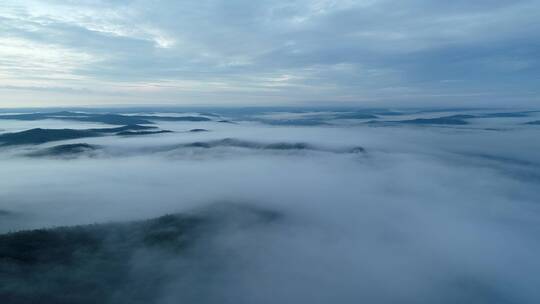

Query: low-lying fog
<box><xmin>1</xmin><ymin>109</ymin><xmax>539</xmax><ymax>303</ymax></box>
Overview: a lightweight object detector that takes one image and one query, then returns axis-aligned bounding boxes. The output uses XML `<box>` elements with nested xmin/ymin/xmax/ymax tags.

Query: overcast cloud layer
<box><xmin>1</xmin><ymin>0</ymin><xmax>539</xmax><ymax>106</ymax></box>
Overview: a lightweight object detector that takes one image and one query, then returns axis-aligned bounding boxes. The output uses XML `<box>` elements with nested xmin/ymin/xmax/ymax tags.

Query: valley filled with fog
<box><xmin>1</xmin><ymin>108</ymin><xmax>540</xmax><ymax>303</ymax></box>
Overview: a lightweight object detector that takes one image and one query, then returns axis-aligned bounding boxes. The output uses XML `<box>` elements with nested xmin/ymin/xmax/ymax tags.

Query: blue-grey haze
<box><xmin>1</xmin><ymin>107</ymin><xmax>540</xmax><ymax>302</ymax></box>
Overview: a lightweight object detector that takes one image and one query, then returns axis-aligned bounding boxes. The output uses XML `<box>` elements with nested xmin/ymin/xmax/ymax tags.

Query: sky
<box><xmin>0</xmin><ymin>0</ymin><xmax>539</xmax><ymax>107</ymax></box>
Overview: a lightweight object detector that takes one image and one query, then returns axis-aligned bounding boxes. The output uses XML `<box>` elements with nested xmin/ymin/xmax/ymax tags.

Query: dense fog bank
<box><xmin>1</xmin><ymin>108</ymin><xmax>539</xmax><ymax>303</ymax></box>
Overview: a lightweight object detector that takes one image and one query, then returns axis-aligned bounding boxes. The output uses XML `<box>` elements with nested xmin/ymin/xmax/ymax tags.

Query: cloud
<box><xmin>0</xmin><ymin>0</ymin><xmax>538</xmax><ymax>106</ymax></box>
<box><xmin>1</xmin><ymin>111</ymin><xmax>540</xmax><ymax>302</ymax></box>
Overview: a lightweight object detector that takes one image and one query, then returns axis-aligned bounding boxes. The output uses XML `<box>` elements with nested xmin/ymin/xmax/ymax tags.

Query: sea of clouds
<box><xmin>1</xmin><ymin>110</ymin><xmax>539</xmax><ymax>303</ymax></box>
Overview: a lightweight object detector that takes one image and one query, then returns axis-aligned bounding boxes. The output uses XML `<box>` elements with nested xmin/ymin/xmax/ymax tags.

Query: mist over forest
<box><xmin>1</xmin><ymin>107</ymin><xmax>539</xmax><ymax>303</ymax></box>
<box><xmin>2</xmin><ymin>0</ymin><xmax>539</xmax><ymax>302</ymax></box>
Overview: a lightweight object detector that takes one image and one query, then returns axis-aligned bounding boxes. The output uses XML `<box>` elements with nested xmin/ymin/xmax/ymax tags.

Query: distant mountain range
<box><xmin>0</xmin><ymin>111</ymin><xmax>211</xmax><ymax>125</ymax></box>
<box><xmin>25</xmin><ymin>143</ymin><xmax>101</xmax><ymax>158</ymax></box>
<box><xmin>0</xmin><ymin>125</ymin><xmax>172</xmax><ymax>146</ymax></box>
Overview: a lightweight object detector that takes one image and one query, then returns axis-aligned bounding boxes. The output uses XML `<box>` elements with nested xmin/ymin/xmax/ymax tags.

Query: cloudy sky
<box><xmin>0</xmin><ymin>0</ymin><xmax>539</xmax><ymax>107</ymax></box>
